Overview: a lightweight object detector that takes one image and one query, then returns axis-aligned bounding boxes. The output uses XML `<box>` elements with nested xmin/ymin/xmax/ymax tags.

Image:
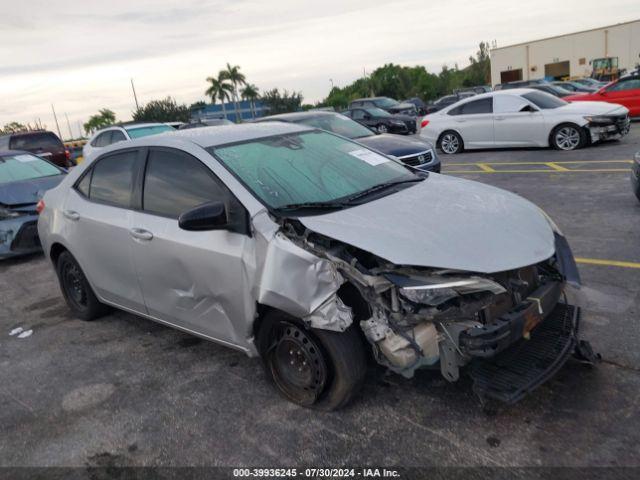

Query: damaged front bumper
<box><xmin>0</xmin><ymin>216</ymin><xmax>41</xmax><ymax>259</ymax></box>
<box><xmin>469</xmin><ymin>301</ymin><xmax>589</xmax><ymax>404</ymax></box>
<box><xmin>586</xmin><ymin>114</ymin><xmax>631</xmax><ymax>143</ymax></box>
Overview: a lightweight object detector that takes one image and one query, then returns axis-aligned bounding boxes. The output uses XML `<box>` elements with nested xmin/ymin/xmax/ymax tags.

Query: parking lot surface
<box><xmin>1</xmin><ymin>128</ymin><xmax>639</xmax><ymax>469</ymax></box>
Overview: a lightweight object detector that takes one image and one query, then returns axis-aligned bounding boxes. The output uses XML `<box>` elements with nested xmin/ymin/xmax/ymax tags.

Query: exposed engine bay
<box><xmin>277</xmin><ymin>217</ymin><xmax>580</xmax><ymax>386</ymax></box>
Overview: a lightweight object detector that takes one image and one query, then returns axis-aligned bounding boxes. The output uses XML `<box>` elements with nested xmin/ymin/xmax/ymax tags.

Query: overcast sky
<box><xmin>1</xmin><ymin>0</ymin><xmax>638</xmax><ymax>138</ymax></box>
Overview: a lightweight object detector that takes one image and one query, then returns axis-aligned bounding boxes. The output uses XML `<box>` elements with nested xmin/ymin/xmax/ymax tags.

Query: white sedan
<box><xmin>419</xmin><ymin>88</ymin><xmax>630</xmax><ymax>154</ymax></box>
<box><xmin>83</xmin><ymin>123</ymin><xmax>175</xmax><ymax>161</ymax></box>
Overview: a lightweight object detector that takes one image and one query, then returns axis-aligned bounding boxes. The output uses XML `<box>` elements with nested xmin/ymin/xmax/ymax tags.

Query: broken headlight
<box><xmin>387</xmin><ymin>274</ymin><xmax>506</xmax><ymax>307</ymax></box>
<box><xmin>584</xmin><ymin>115</ymin><xmax>613</xmax><ymax>124</ymax></box>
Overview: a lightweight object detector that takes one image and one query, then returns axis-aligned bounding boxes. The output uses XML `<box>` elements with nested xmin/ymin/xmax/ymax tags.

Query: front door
<box><xmin>129</xmin><ymin>148</ymin><xmax>252</xmax><ymax>347</ymax></box>
<box><xmin>493</xmin><ymin>94</ymin><xmax>546</xmax><ymax>147</ymax></box>
<box><xmin>62</xmin><ymin>149</ymin><xmax>147</xmax><ymax>313</ymax></box>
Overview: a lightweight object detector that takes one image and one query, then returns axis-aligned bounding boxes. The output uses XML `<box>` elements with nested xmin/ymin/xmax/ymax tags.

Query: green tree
<box><xmin>132</xmin><ymin>97</ymin><xmax>190</xmax><ymax>122</ymax></box>
<box><xmin>240</xmin><ymin>83</ymin><xmax>259</xmax><ymax>118</ymax></box>
<box><xmin>222</xmin><ymin>63</ymin><xmax>246</xmax><ymax>122</ymax></box>
<box><xmin>260</xmin><ymin>89</ymin><xmax>303</xmax><ymax>115</ymax></box>
<box><xmin>83</xmin><ymin>109</ymin><xmax>116</xmax><ymax>135</ymax></box>
<box><xmin>1</xmin><ymin>122</ymin><xmax>27</xmax><ymax>134</ymax></box>
<box><xmin>205</xmin><ymin>74</ymin><xmax>233</xmax><ymax>120</ymax></box>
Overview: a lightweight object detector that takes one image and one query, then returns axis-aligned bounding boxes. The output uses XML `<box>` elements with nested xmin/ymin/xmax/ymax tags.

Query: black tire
<box><xmin>56</xmin><ymin>251</ymin><xmax>109</xmax><ymax>321</ymax></box>
<box><xmin>257</xmin><ymin>310</ymin><xmax>367</xmax><ymax>411</ymax></box>
<box><xmin>550</xmin><ymin>123</ymin><xmax>587</xmax><ymax>151</ymax></box>
<box><xmin>438</xmin><ymin>130</ymin><xmax>463</xmax><ymax>154</ymax></box>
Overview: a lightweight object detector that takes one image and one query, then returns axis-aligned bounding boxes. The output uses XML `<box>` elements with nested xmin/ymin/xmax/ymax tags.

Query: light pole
<box><xmin>329</xmin><ymin>78</ymin><xmax>334</xmax><ymax>89</ymax></box>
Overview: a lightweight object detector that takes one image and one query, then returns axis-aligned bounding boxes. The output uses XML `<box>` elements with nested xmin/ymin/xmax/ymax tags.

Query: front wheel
<box><xmin>439</xmin><ymin>131</ymin><xmax>463</xmax><ymax>154</ymax></box>
<box><xmin>257</xmin><ymin>311</ymin><xmax>367</xmax><ymax>411</ymax></box>
<box><xmin>551</xmin><ymin>124</ymin><xmax>586</xmax><ymax>151</ymax></box>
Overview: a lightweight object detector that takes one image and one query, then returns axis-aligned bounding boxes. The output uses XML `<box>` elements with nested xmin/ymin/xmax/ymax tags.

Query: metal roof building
<box><xmin>490</xmin><ymin>19</ymin><xmax>640</xmax><ymax>86</ymax></box>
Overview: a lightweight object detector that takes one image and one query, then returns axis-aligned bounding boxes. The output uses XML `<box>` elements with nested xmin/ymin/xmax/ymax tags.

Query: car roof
<box><xmin>257</xmin><ymin>111</ymin><xmax>339</xmax><ymax>122</ymax></box>
<box><xmin>437</xmin><ymin>89</ymin><xmax>542</xmax><ymax>111</ymax></box>
<box><xmin>169</xmin><ymin>121</ymin><xmax>313</xmax><ymax>148</ymax></box>
<box><xmin>350</xmin><ymin>97</ymin><xmax>391</xmax><ymax>102</ymax></box>
<box><xmin>0</xmin><ymin>130</ymin><xmax>56</xmax><ymax>139</ymax></box>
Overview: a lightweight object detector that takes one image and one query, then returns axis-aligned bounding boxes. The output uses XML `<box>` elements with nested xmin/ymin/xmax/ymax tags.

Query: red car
<box><xmin>0</xmin><ymin>130</ymin><xmax>71</xmax><ymax>168</ymax></box>
<box><xmin>565</xmin><ymin>74</ymin><xmax>640</xmax><ymax>118</ymax></box>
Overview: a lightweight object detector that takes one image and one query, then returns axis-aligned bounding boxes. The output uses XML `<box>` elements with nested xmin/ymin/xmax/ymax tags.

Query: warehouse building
<box><xmin>490</xmin><ymin>19</ymin><xmax>640</xmax><ymax>86</ymax></box>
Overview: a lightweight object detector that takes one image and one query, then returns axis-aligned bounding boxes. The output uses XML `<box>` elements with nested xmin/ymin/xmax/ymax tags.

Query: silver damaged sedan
<box><xmin>38</xmin><ymin>122</ymin><xmax>595</xmax><ymax>410</ymax></box>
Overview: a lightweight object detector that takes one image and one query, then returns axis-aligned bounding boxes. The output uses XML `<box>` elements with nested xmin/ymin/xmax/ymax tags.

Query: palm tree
<box><xmin>205</xmin><ymin>74</ymin><xmax>233</xmax><ymax>120</ymax></box>
<box><xmin>224</xmin><ymin>63</ymin><xmax>246</xmax><ymax>121</ymax></box>
<box><xmin>240</xmin><ymin>84</ymin><xmax>259</xmax><ymax>118</ymax></box>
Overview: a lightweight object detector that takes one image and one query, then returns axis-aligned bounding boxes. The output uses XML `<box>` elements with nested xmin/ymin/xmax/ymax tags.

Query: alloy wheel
<box><xmin>555</xmin><ymin>127</ymin><xmax>581</xmax><ymax>150</ymax></box>
<box><xmin>441</xmin><ymin>133</ymin><xmax>460</xmax><ymax>154</ymax></box>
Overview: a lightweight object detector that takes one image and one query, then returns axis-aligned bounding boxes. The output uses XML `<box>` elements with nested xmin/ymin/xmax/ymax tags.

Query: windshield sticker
<box><xmin>14</xmin><ymin>154</ymin><xmax>39</xmax><ymax>163</ymax></box>
<box><xmin>348</xmin><ymin>149</ymin><xmax>390</xmax><ymax>166</ymax></box>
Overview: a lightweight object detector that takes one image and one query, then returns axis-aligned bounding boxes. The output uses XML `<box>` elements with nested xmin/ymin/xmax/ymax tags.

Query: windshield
<box><xmin>0</xmin><ymin>153</ymin><xmax>61</xmax><ymax>184</ymax></box>
<box><xmin>366</xmin><ymin>107</ymin><xmax>391</xmax><ymax>118</ymax></box>
<box><xmin>522</xmin><ymin>91</ymin><xmax>567</xmax><ymax>109</ymax></box>
<box><xmin>296</xmin><ymin>115</ymin><xmax>374</xmax><ymax>139</ymax></box>
<box><xmin>125</xmin><ymin>124</ymin><xmax>174</xmax><ymax>139</ymax></box>
<box><xmin>209</xmin><ymin>131</ymin><xmax>415</xmax><ymax>210</ymax></box>
<box><xmin>374</xmin><ymin>98</ymin><xmax>398</xmax><ymax>108</ymax></box>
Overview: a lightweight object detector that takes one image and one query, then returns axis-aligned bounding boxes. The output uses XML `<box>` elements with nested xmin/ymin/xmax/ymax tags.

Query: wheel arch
<box><xmin>437</xmin><ymin>129</ymin><xmax>465</xmax><ymax>151</ymax></box>
<box><xmin>548</xmin><ymin>121</ymin><xmax>588</xmax><ymax>149</ymax></box>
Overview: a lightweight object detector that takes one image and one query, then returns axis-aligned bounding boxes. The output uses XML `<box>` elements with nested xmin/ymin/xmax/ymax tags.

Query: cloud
<box><xmin>1</xmin><ymin>0</ymin><xmax>639</xmax><ymax>136</ymax></box>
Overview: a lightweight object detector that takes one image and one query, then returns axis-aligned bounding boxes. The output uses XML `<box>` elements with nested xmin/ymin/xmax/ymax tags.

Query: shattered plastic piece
<box><xmin>9</xmin><ymin>327</ymin><xmax>23</xmax><ymax>336</ymax></box>
<box><xmin>17</xmin><ymin>329</ymin><xmax>33</xmax><ymax>338</ymax></box>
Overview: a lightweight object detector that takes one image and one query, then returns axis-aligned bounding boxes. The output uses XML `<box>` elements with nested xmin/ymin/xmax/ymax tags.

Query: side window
<box><xmin>111</xmin><ymin>130</ymin><xmax>127</xmax><ymax>143</ymax></box>
<box><xmin>76</xmin><ymin>171</ymin><xmax>91</xmax><ymax>197</ymax></box>
<box><xmin>460</xmin><ymin>98</ymin><xmax>493</xmax><ymax>115</ymax></box>
<box><xmin>143</xmin><ymin>149</ymin><xmax>227</xmax><ymax>219</ymax></box>
<box><xmin>92</xmin><ymin>132</ymin><xmax>111</xmax><ymax>147</ymax></box>
<box><xmin>608</xmin><ymin>79</ymin><xmax>640</xmax><ymax>92</ymax></box>
<box><xmin>493</xmin><ymin>95</ymin><xmax>530</xmax><ymax>113</ymax></box>
<box><xmin>448</xmin><ymin>105</ymin><xmax>463</xmax><ymax>116</ymax></box>
<box><xmin>89</xmin><ymin>151</ymin><xmax>137</xmax><ymax>208</ymax></box>
<box><xmin>352</xmin><ymin>110</ymin><xmax>366</xmax><ymax>120</ymax></box>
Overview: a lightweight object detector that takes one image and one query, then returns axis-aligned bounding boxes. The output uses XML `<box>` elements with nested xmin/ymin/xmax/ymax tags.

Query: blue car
<box><xmin>0</xmin><ymin>150</ymin><xmax>66</xmax><ymax>259</ymax></box>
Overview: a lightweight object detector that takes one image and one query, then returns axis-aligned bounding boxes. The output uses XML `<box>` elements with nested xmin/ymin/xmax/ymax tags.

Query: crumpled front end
<box><xmin>273</xmin><ymin>218</ymin><xmax>593</xmax><ymax>404</ymax></box>
<box><xmin>586</xmin><ymin>112</ymin><xmax>631</xmax><ymax>143</ymax></box>
<box><xmin>0</xmin><ymin>213</ymin><xmax>41</xmax><ymax>259</ymax></box>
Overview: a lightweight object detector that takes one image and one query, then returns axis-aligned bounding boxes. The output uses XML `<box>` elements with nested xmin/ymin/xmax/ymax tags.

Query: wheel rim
<box><xmin>378</xmin><ymin>124</ymin><xmax>388</xmax><ymax>133</ymax></box>
<box><xmin>268</xmin><ymin>323</ymin><xmax>328</xmax><ymax>406</ymax></box>
<box><xmin>62</xmin><ymin>261</ymin><xmax>87</xmax><ymax>310</ymax></box>
<box><xmin>441</xmin><ymin>133</ymin><xmax>459</xmax><ymax>154</ymax></box>
<box><xmin>555</xmin><ymin>127</ymin><xmax>580</xmax><ymax>150</ymax></box>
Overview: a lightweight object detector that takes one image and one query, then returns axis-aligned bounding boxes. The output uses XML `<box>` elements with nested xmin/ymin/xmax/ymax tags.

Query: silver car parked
<box><xmin>38</xmin><ymin>122</ymin><xmax>594</xmax><ymax>410</ymax></box>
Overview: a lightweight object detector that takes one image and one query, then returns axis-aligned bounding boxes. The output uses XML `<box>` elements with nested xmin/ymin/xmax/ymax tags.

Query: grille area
<box><xmin>402</xmin><ymin>150</ymin><xmax>433</xmax><ymax>166</ymax></box>
<box><xmin>470</xmin><ymin>302</ymin><xmax>578</xmax><ymax>404</ymax></box>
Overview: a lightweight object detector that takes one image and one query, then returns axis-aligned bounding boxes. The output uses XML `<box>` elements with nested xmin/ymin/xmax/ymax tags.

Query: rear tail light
<box><xmin>36</xmin><ymin>200</ymin><xmax>45</xmax><ymax>214</ymax></box>
<box><xmin>421</xmin><ymin>119</ymin><xmax>430</xmax><ymax>128</ymax></box>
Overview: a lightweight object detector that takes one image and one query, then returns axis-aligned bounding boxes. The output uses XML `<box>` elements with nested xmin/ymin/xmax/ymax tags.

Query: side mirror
<box><xmin>178</xmin><ymin>201</ymin><xmax>228</xmax><ymax>231</ymax></box>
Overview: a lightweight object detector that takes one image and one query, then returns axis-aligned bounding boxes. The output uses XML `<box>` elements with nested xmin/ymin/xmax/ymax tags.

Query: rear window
<box><xmin>9</xmin><ymin>132</ymin><xmax>62</xmax><ymax>151</ymax></box>
<box><xmin>125</xmin><ymin>125</ymin><xmax>174</xmax><ymax>139</ymax></box>
<box><xmin>0</xmin><ymin>153</ymin><xmax>61</xmax><ymax>184</ymax></box>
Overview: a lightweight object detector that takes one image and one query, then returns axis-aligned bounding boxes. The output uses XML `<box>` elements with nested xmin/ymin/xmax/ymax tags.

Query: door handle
<box><xmin>63</xmin><ymin>210</ymin><xmax>80</xmax><ymax>221</ymax></box>
<box><xmin>494</xmin><ymin>116</ymin><xmax>506</xmax><ymax>121</ymax></box>
<box><xmin>129</xmin><ymin>228</ymin><xmax>153</xmax><ymax>241</ymax></box>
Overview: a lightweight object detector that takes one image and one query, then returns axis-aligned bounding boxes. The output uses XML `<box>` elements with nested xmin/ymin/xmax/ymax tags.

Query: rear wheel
<box><xmin>439</xmin><ymin>131</ymin><xmax>463</xmax><ymax>154</ymax></box>
<box><xmin>257</xmin><ymin>311</ymin><xmax>367</xmax><ymax>410</ymax></box>
<box><xmin>56</xmin><ymin>251</ymin><xmax>109</xmax><ymax>321</ymax></box>
<box><xmin>550</xmin><ymin>123</ymin><xmax>586</xmax><ymax>151</ymax></box>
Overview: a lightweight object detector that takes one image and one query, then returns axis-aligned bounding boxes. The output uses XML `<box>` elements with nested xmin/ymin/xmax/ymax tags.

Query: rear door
<box><xmin>601</xmin><ymin>77</ymin><xmax>640</xmax><ymax>117</ymax></box>
<box><xmin>493</xmin><ymin>94</ymin><xmax>546</xmax><ymax>146</ymax></box>
<box><xmin>447</xmin><ymin>98</ymin><xmax>494</xmax><ymax>148</ymax></box>
<box><xmin>62</xmin><ymin>148</ymin><xmax>147</xmax><ymax>313</ymax></box>
<box><xmin>129</xmin><ymin>147</ymin><xmax>252</xmax><ymax>346</ymax></box>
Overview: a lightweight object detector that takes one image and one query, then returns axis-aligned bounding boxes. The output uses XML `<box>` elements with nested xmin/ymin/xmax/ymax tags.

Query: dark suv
<box><xmin>0</xmin><ymin>131</ymin><xmax>70</xmax><ymax>168</ymax></box>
